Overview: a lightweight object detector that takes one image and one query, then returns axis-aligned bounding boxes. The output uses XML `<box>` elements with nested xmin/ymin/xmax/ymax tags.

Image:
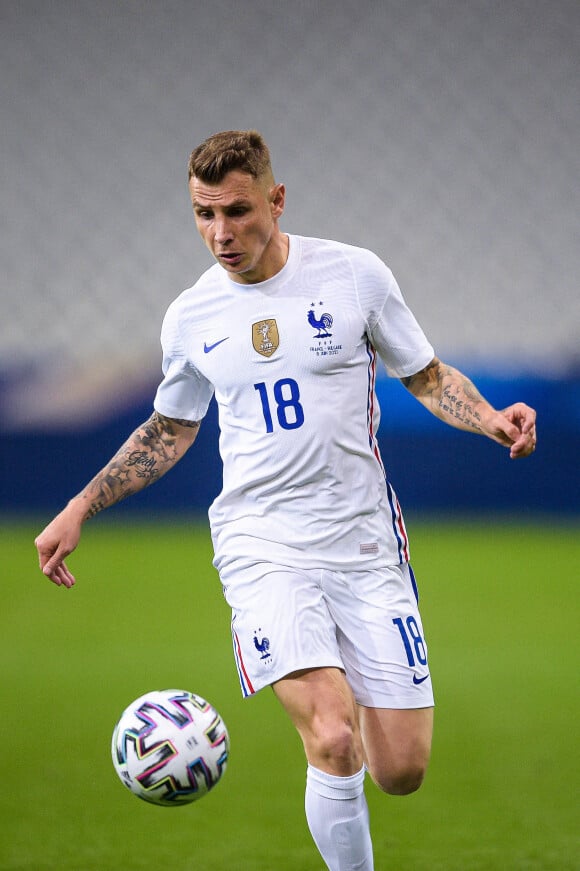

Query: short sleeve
<box><xmin>153</xmin><ymin>301</ymin><xmax>215</xmax><ymax>421</ymax></box>
<box><xmin>354</xmin><ymin>250</ymin><xmax>434</xmax><ymax>377</ymax></box>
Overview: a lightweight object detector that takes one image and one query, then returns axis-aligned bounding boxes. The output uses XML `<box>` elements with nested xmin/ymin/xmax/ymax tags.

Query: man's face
<box><xmin>189</xmin><ymin>170</ymin><xmax>286</xmax><ymax>284</ymax></box>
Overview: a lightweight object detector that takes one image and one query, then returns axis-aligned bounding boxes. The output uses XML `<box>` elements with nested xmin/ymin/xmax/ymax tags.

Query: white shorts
<box><xmin>220</xmin><ymin>560</ymin><xmax>434</xmax><ymax>709</ymax></box>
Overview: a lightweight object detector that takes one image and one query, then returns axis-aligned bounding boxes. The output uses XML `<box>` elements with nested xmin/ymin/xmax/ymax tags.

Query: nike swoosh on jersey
<box><xmin>412</xmin><ymin>673</ymin><xmax>430</xmax><ymax>685</ymax></box>
<box><xmin>204</xmin><ymin>337</ymin><xmax>230</xmax><ymax>353</ymax></box>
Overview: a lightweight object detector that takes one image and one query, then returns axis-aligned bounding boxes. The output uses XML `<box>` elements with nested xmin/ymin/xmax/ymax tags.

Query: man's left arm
<box><xmin>401</xmin><ymin>357</ymin><xmax>537</xmax><ymax>459</ymax></box>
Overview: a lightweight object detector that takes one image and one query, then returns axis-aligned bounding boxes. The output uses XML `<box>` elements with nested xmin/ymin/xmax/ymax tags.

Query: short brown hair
<box><xmin>188</xmin><ymin>130</ymin><xmax>273</xmax><ymax>183</ymax></box>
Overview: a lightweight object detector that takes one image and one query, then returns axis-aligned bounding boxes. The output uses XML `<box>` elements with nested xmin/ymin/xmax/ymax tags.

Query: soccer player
<box><xmin>35</xmin><ymin>130</ymin><xmax>537</xmax><ymax>870</ymax></box>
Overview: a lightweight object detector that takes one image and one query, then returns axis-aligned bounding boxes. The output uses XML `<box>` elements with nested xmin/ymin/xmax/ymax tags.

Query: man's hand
<box><xmin>491</xmin><ymin>402</ymin><xmax>537</xmax><ymax>459</ymax></box>
<box><xmin>35</xmin><ymin>505</ymin><xmax>83</xmax><ymax>588</ymax></box>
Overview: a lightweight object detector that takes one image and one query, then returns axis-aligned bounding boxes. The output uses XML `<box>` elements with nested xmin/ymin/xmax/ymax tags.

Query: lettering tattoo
<box><xmin>126</xmin><ymin>450</ymin><xmax>159</xmax><ymax>476</ymax></box>
<box><xmin>81</xmin><ymin>412</ymin><xmax>200</xmax><ymax>520</ymax></box>
<box><xmin>402</xmin><ymin>358</ymin><xmax>486</xmax><ymax>433</ymax></box>
<box><xmin>438</xmin><ymin>382</ymin><xmax>483</xmax><ymax>430</ymax></box>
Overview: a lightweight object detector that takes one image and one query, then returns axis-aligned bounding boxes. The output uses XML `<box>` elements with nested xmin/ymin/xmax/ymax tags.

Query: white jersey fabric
<box><xmin>154</xmin><ymin>235</ymin><xmax>434</xmax><ymax>573</ymax></box>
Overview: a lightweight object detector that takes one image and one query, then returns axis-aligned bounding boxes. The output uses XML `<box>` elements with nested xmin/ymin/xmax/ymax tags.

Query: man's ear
<box><xmin>270</xmin><ymin>183</ymin><xmax>285</xmax><ymax>219</ymax></box>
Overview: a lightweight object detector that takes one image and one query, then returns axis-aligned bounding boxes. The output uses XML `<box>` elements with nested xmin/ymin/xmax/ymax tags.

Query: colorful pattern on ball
<box><xmin>111</xmin><ymin>689</ymin><xmax>229</xmax><ymax>806</ymax></box>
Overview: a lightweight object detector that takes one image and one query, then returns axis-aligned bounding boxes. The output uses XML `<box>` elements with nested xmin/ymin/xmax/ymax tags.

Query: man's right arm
<box><xmin>35</xmin><ymin>412</ymin><xmax>200</xmax><ymax>587</ymax></box>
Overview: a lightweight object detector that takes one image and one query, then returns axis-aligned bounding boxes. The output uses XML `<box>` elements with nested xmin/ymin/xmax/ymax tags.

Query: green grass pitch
<box><xmin>1</xmin><ymin>518</ymin><xmax>578</xmax><ymax>870</ymax></box>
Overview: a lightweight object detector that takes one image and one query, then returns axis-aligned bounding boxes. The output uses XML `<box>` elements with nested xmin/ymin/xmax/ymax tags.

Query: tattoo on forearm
<box><xmin>85</xmin><ymin>500</ymin><xmax>106</xmax><ymax>519</ymax></box>
<box><xmin>439</xmin><ymin>384</ymin><xmax>483</xmax><ymax>430</ymax></box>
<box><xmin>126</xmin><ymin>450</ymin><xmax>159</xmax><ymax>477</ymax></box>
<box><xmin>403</xmin><ymin>358</ymin><xmax>487</xmax><ymax>433</ymax></box>
<box><xmin>80</xmin><ymin>412</ymin><xmax>199</xmax><ymax>520</ymax></box>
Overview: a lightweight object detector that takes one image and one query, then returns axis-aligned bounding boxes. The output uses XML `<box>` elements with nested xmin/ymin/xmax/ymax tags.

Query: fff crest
<box><xmin>252</xmin><ymin>319</ymin><xmax>279</xmax><ymax>357</ymax></box>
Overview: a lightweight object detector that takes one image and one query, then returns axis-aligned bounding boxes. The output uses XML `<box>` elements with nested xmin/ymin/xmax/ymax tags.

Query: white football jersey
<box><xmin>154</xmin><ymin>235</ymin><xmax>434</xmax><ymax>572</ymax></box>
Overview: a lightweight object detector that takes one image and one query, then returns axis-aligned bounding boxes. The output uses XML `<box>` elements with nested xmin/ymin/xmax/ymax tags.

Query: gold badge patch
<box><xmin>252</xmin><ymin>319</ymin><xmax>279</xmax><ymax>357</ymax></box>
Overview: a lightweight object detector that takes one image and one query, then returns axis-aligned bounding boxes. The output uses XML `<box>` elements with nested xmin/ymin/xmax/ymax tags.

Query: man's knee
<box><xmin>368</xmin><ymin>759</ymin><xmax>428</xmax><ymax>796</ymax></box>
<box><xmin>314</xmin><ymin>716</ymin><xmax>362</xmax><ymax>771</ymax></box>
<box><xmin>273</xmin><ymin>668</ymin><xmax>364</xmax><ymax>775</ymax></box>
<box><xmin>359</xmin><ymin>705</ymin><xmax>433</xmax><ymax>795</ymax></box>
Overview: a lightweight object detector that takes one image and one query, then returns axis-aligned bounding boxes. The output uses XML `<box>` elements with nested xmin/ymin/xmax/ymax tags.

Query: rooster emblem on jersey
<box><xmin>307</xmin><ymin>307</ymin><xmax>333</xmax><ymax>338</ymax></box>
<box><xmin>253</xmin><ymin>630</ymin><xmax>271</xmax><ymax>660</ymax></box>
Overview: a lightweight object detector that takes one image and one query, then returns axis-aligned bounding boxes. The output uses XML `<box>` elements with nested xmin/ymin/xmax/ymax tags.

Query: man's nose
<box><xmin>214</xmin><ymin>217</ymin><xmax>233</xmax><ymax>244</ymax></box>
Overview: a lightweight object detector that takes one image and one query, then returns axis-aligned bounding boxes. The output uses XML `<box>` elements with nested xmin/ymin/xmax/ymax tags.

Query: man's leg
<box><xmin>273</xmin><ymin>667</ymin><xmax>374</xmax><ymax>871</ymax></box>
<box><xmin>359</xmin><ymin>705</ymin><xmax>434</xmax><ymax>795</ymax></box>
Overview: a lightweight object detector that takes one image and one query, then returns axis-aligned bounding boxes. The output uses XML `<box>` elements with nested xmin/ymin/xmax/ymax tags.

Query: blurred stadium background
<box><xmin>1</xmin><ymin>0</ymin><xmax>578</xmax><ymax>517</ymax></box>
<box><xmin>2</xmin><ymin>5</ymin><xmax>579</xmax><ymax>869</ymax></box>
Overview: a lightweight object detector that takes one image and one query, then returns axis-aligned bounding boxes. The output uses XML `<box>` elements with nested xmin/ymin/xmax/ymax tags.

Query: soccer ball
<box><xmin>111</xmin><ymin>689</ymin><xmax>229</xmax><ymax>806</ymax></box>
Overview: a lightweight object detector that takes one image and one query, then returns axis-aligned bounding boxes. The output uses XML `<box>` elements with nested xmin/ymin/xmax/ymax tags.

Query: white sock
<box><xmin>305</xmin><ymin>764</ymin><xmax>374</xmax><ymax>871</ymax></box>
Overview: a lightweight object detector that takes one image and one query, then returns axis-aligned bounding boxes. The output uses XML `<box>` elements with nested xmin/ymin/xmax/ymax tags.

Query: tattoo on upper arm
<box><xmin>153</xmin><ymin>412</ymin><xmax>201</xmax><ymax>430</ymax></box>
<box><xmin>401</xmin><ymin>358</ymin><xmax>440</xmax><ymax>393</ymax></box>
